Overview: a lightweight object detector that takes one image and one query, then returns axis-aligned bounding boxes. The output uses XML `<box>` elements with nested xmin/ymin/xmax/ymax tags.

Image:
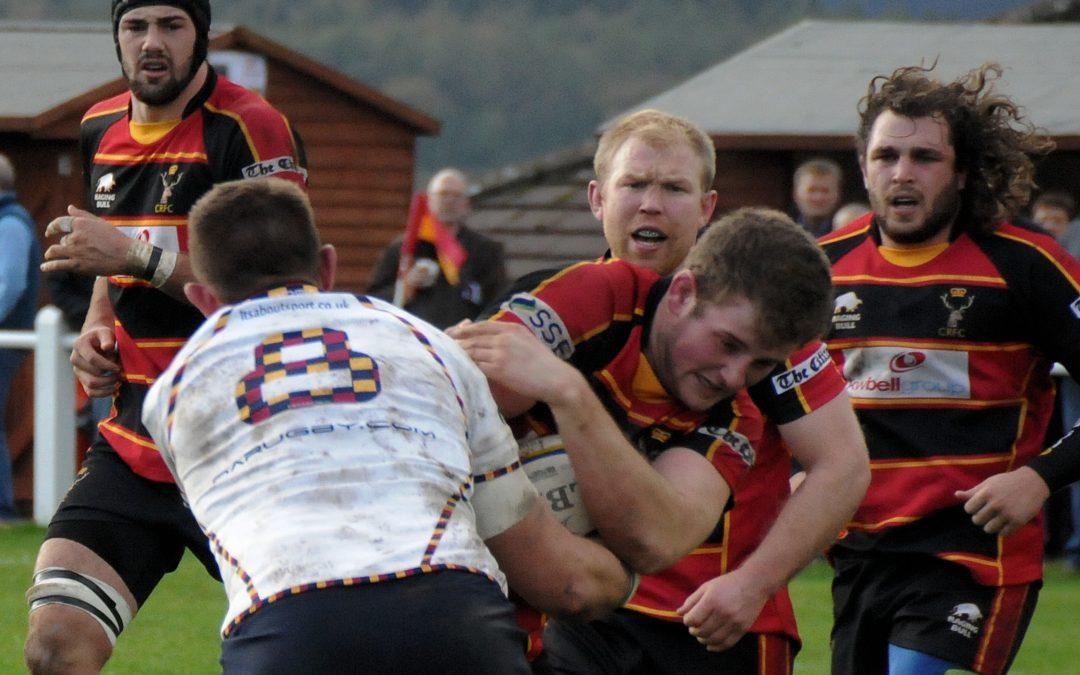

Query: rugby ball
<box><xmin>519</xmin><ymin>434</ymin><xmax>595</xmax><ymax>536</ymax></box>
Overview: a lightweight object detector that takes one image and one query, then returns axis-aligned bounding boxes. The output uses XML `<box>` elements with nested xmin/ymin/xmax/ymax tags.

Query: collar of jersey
<box><xmin>877</xmin><ymin>241</ymin><xmax>949</xmax><ymax>267</ymax></box>
<box><xmin>129</xmin><ymin>119</ymin><xmax>182</xmax><ymax>145</ymax></box>
<box><xmin>244</xmin><ymin>283</ymin><xmax>321</xmax><ymax>302</ymax></box>
<box><xmin>631</xmin><ymin>353</ymin><xmax>673</xmax><ymax>404</ymax></box>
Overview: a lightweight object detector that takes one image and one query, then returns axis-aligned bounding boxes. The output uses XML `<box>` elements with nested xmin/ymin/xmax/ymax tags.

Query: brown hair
<box><xmin>188</xmin><ymin>179</ymin><xmax>321</xmax><ymax>303</ymax></box>
<box><xmin>857</xmin><ymin>63</ymin><xmax>1053</xmax><ymax>235</ymax></box>
<box><xmin>684</xmin><ymin>207</ymin><xmax>833</xmax><ymax>348</ymax></box>
<box><xmin>595</xmin><ymin>109</ymin><xmax>716</xmax><ymax>192</ymax></box>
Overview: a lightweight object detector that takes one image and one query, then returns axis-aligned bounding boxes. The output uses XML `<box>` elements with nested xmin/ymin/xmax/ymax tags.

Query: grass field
<box><xmin>3</xmin><ymin>522</ymin><xmax>1079</xmax><ymax>673</ymax></box>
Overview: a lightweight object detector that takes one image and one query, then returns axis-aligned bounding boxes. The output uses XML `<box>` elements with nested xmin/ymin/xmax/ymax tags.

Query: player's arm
<box><xmin>484</xmin><ymin>494</ymin><xmax>635</xmax><ymax>620</ymax></box>
<box><xmin>958</xmin><ymin>419</ymin><xmax>1080</xmax><ymax>536</ymax></box>
<box><xmin>455</xmin><ymin>319</ymin><xmax>729</xmax><ymax>573</ymax></box>
<box><xmin>680</xmin><ymin>392</ymin><xmax>869</xmax><ymax>651</ymax></box>
<box><xmin>41</xmin><ymin>206</ymin><xmax>196</xmax><ymax>303</ymax></box>
<box><xmin>955</xmin><ymin>241</ymin><xmax>1080</xmax><ymax>535</ymax></box>
<box><xmin>69</xmin><ymin>277</ymin><xmax>121</xmax><ymax>398</ymax></box>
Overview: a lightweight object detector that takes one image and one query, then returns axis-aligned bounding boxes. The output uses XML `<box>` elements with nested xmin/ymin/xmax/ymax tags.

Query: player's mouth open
<box><xmin>631</xmin><ymin>228</ymin><xmax>667</xmax><ymax>246</ymax></box>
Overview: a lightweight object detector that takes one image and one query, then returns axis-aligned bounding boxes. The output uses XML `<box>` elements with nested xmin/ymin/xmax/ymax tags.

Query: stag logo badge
<box><xmin>939</xmin><ymin>288</ymin><xmax>973</xmax><ymax>338</ymax></box>
<box><xmin>156</xmin><ymin>164</ymin><xmax>184</xmax><ymax>214</ymax></box>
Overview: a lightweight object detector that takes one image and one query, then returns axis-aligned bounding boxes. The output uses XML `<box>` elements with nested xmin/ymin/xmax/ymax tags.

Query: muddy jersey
<box><xmin>492</xmin><ymin>259</ymin><xmax>846</xmax><ymax>644</ymax></box>
<box><xmin>820</xmin><ymin>215</ymin><xmax>1080</xmax><ymax>586</ymax></box>
<box><xmin>143</xmin><ymin>287</ymin><xmax>535</xmax><ymax>634</ymax></box>
<box><xmin>82</xmin><ymin>68</ymin><xmax>307</xmax><ymax>482</ymax></box>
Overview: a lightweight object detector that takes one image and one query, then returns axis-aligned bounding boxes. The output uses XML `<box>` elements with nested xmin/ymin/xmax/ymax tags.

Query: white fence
<box><xmin>0</xmin><ymin>307</ymin><xmax>1073</xmax><ymax>528</ymax></box>
<box><xmin>0</xmin><ymin>306</ymin><xmax>76</xmax><ymax>525</ymax></box>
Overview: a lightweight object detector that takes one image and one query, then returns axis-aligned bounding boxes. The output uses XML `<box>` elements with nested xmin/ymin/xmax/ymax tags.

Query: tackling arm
<box><xmin>485</xmin><ymin>494</ymin><xmax>634</xmax><ymax>620</ymax></box>
<box><xmin>454</xmin><ymin>319</ymin><xmax>729</xmax><ymax>573</ymax></box>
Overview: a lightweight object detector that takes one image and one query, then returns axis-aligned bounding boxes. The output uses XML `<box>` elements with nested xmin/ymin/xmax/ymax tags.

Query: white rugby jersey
<box><xmin>143</xmin><ymin>285</ymin><xmax>536</xmax><ymax>634</ymax></box>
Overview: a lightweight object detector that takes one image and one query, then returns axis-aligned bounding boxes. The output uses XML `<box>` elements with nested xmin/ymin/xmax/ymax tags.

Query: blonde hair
<box><xmin>594</xmin><ymin>109</ymin><xmax>716</xmax><ymax>192</ymax></box>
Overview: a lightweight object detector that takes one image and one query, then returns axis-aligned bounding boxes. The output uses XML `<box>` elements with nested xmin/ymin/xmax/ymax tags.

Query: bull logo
<box><xmin>95</xmin><ymin>172</ymin><xmax>117</xmax><ymax>194</ymax></box>
<box><xmin>834</xmin><ymin>291</ymin><xmax>863</xmax><ymax>314</ymax></box>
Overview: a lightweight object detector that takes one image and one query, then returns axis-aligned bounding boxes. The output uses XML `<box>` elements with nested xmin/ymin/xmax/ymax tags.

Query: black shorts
<box><xmin>830</xmin><ymin>553</ymin><xmax>1039</xmax><ymax>675</ymax></box>
<box><xmin>543</xmin><ymin>609</ymin><xmax>796</xmax><ymax>674</ymax></box>
<box><xmin>220</xmin><ymin>571</ymin><xmax>530</xmax><ymax>674</ymax></box>
<box><xmin>45</xmin><ymin>441</ymin><xmax>219</xmax><ymax>606</ymax></box>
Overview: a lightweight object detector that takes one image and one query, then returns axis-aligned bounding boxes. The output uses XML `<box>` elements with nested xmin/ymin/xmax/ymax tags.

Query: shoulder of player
<box><xmin>817</xmin><ymin>214</ymin><xmax>873</xmax><ymax>259</ymax></box>
<box><xmin>202</xmin><ymin>76</ymin><xmax>294</xmax><ymax>138</ymax></box>
<box><xmin>81</xmin><ymin>93</ymin><xmax>130</xmax><ymax>138</ymax></box>
<box><xmin>979</xmin><ymin>220</ymin><xmax>1080</xmax><ymax>280</ymax></box>
<box><xmin>492</xmin><ymin>259</ymin><xmax>652</xmax><ymax>324</ymax></box>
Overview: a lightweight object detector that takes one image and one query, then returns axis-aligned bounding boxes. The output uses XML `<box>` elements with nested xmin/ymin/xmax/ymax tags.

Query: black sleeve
<box><xmin>478</xmin><ymin>239</ymin><xmax>508</xmax><ymax>309</ymax></box>
<box><xmin>475</xmin><ymin>267</ymin><xmax>566</xmax><ymax>321</ymax></box>
<box><xmin>365</xmin><ymin>237</ymin><xmax>403</xmax><ymax>301</ymax></box>
<box><xmin>44</xmin><ymin>271</ymin><xmax>95</xmax><ymax>329</ymax></box>
<box><xmin>1027</xmin><ymin>422</ymin><xmax>1080</xmax><ymax>493</ymax></box>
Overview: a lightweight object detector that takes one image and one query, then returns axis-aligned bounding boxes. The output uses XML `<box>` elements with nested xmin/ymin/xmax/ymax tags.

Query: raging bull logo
<box><xmin>832</xmin><ymin>291</ymin><xmax>863</xmax><ymax>330</ymax></box>
<box><xmin>947</xmin><ymin>603</ymin><xmax>983</xmax><ymax>639</ymax></box>
<box><xmin>94</xmin><ymin>172</ymin><xmax>117</xmax><ymax>209</ymax></box>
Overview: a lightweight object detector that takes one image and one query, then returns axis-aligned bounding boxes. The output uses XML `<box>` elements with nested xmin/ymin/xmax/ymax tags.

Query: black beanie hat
<box><xmin>111</xmin><ymin>0</ymin><xmax>212</xmax><ymax>66</ymax></box>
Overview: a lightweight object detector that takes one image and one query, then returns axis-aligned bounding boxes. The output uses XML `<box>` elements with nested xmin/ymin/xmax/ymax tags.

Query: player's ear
<box><xmin>665</xmin><ymin>270</ymin><xmax>698</xmax><ymax>318</ymax></box>
<box><xmin>184</xmin><ymin>282</ymin><xmax>224</xmax><ymax>317</ymax></box>
<box><xmin>587</xmin><ymin>179</ymin><xmax>604</xmax><ymax>220</ymax></box>
<box><xmin>318</xmin><ymin>244</ymin><xmax>337</xmax><ymax>291</ymax></box>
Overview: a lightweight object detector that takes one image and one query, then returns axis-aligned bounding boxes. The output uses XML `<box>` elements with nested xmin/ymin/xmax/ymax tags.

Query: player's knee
<box><xmin>25</xmin><ymin>604</ymin><xmax>112</xmax><ymax>674</ymax></box>
<box><xmin>25</xmin><ymin>567</ymin><xmax>133</xmax><ymax>674</ymax></box>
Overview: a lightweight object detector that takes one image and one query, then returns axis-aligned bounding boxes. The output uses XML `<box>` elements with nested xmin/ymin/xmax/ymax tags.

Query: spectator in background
<box><xmin>792</xmin><ymin>157</ymin><xmax>843</xmax><ymax>237</ymax></box>
<box><xmin>1031</xmin><ymin>191</ymin><xmax>1080</xmax><ymax>253</ymax></box>
<box><xmin>0</xmin><ymin>152</ymin><xmax>41</xmax><ymax>524</ymax></box>
<box><xmin>367</xmin><ymin>168</ymin><xmax>507</xmax><ymax>328</ymax></box>
<box><xmin>1031</xmin><ymin>190</ymin><xmax>1080</xmax><ymax>572</ymax></box>
<box><xmin>832</xmin><ymin>202</ymin><xmax>871</xmax><ymax>232</ymax></box>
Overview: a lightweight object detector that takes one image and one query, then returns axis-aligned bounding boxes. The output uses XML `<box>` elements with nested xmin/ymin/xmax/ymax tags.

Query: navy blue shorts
<box><xmin>830</xmin><ymin>553</ymin><xmax>1039</xmax><ymax>674</ymax></box>
<box><xmin>220</xmin><ymin>571</ymin><xmax>530</xmax><ymax>674</ymax></box>
<box><xmin>543</xmin><ymin>609</ymin><xmax>796</xmax><ymax>674</ymax></box>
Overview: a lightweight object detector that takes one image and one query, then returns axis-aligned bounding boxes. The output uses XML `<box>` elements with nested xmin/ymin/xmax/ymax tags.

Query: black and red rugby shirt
<box><xmin>820</xmin><ymin>214</ymin><xmax>1080</xmax><ymax>586</ymax></box>
<box><xmin>491</xmin><ymin>258</ymin><xmax>845</xmax><ymax>643</ymax></box>
<box><xmin>81</xmin><ymin>68</ymin><xmax>307</xmax><ymax>482</ymax></box>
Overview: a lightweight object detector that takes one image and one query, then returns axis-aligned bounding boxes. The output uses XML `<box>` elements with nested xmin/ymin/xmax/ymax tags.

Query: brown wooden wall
<box><xmin>712</xmin><ymin>148</ymin><xmax>866</xmax><ymax>218</ymax></box>
<box><xmin>264</xmin><ymin>62</ymin><xmax>417</xmax><ymax>293</ymax></box>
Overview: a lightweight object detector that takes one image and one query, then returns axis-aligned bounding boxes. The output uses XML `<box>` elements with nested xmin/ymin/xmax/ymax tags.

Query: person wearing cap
<box><xmin>25</xmin><ymin>1</ymin><xmax>306</xmax><ymax>671</ymax></box>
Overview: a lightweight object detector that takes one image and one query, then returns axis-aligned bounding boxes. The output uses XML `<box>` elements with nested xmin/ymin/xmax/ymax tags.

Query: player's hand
<box><xmin>41</xmin><ymin>205</ymin><xmax>136</xmax><ymax>277</ymax></box>
<box><xmin>955</xmin><ymin>467</ymin><xmax>1050</xmax><ymax>537</ymax></box>
<box><xmin>70</xmin><ymin>325</ymin><xmax>121</xmax><ymax>398</ymax></box>
<box><xmin>677</xmin><ymin>568</ymin><xmax>767</xmax><ymax>652</ymax></box>
<box><xmin>451</xmin><ymin>320</ymin><xmax>576</xmax><ymax>406</ymax></box>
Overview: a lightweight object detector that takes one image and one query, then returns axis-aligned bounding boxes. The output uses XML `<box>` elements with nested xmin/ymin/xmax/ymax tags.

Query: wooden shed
<box><xmin>470</xmin><ymin>142</ymin><xmax>605</xmax><ymax>279</ymax></box>
<box><xmin>0</xmin><ymin>21</ymin><xmax>437</xmax><ymax>513</ymax></box>
<box><xmin>0</xmin><ymin>21</ymin><xmax>439</xmax><ymax>292</ymax></box>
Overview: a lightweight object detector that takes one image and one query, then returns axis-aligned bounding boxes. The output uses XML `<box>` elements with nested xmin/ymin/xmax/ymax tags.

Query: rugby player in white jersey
<box><xmin>141</xmin><ymin>178</ymin><xmax>636</xmax><ymax>673</ymax></box>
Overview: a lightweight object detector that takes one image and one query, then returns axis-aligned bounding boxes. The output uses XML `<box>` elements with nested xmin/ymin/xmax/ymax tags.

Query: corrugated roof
<box><xmin>0</xmin><ymin>21</ymin><xmax>439</xmax><ymax>135</ymax></box>
<box><xmin>610</xmin><ymin>20</ymin><xmax>1080</xmax><ymax>137</ymax></box>
<box><xmin>0</xmin><ymin>22</ymin><xmax>117</xmax><ymax>119</ymax></box>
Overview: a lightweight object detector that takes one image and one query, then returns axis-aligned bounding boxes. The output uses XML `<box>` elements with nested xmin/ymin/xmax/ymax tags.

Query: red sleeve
<box><xmin>490</xmin><ymin>260</ymin><xmax>655</xmax><ymax>359</ymax></box>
